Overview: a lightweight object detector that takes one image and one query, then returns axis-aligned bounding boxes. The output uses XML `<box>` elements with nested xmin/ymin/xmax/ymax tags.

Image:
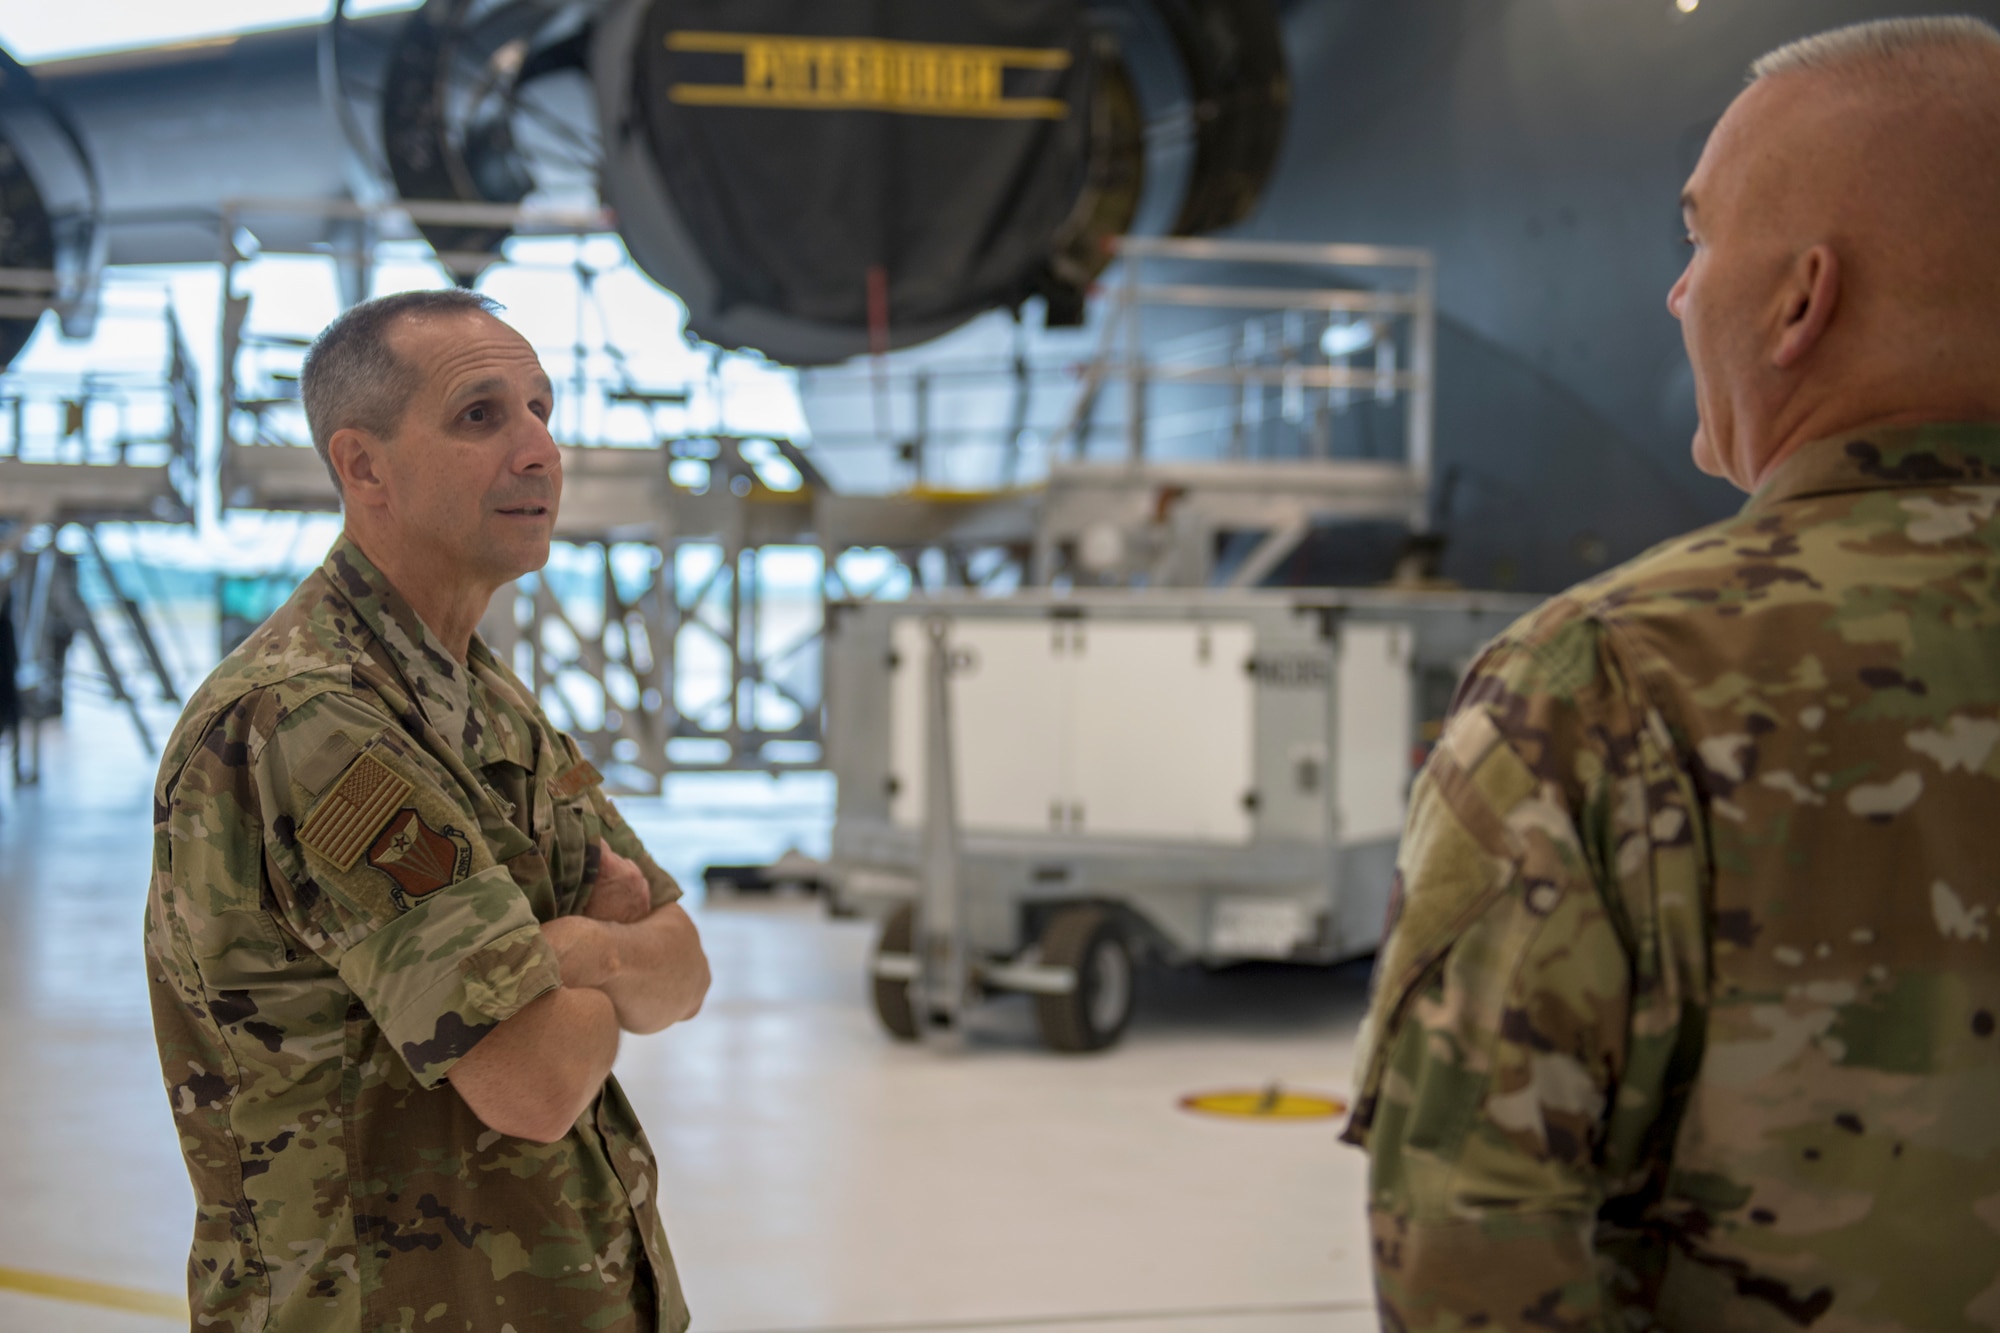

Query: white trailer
<box><xmin>820</xmin><ymin>587</ymin><xmax>1535</xmax><ymax>1052</ymax></box>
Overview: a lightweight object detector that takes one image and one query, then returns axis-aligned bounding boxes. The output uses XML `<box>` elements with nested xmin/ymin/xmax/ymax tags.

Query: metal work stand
<box><xmin>911</xmin><ymin>617</ymin><xmax>971</xmax><ymax>1044</ymax></box>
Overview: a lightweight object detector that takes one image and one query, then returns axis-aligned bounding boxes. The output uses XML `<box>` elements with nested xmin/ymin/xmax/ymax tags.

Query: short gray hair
<box><xmin>1751</xmin><ymin>15</ymin><xmax>2000</xmax><ymax>82</ymax></box>
<box><xmin>299</xmin><ymin>287</ymin><xmax>503</xmax><ymax>491</ymax></box>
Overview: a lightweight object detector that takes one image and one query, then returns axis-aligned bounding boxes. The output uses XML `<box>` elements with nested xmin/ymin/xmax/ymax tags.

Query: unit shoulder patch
<box><xmin>298</xmin><ymin>751</ymin><xmax>415</xmax><ymax>871</ymax></box>
<box><xmin>364</xmin><ymin>808</ymin><xmax>474</xmax><ymax>908</ymax></box>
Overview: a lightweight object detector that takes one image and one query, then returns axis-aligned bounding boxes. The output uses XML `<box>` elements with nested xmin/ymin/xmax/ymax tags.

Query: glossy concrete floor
<box><xmin>0</xmin><ymin>692</ymin><xmax>1378</xmax><ymax>1332</ymax></box>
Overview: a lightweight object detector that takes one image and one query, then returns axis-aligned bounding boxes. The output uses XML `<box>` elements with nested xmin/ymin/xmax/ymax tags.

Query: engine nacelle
<box><xmin>356</xmin><ymin>0</ymin><xmax>1287</xmax><ymax>363</ymax></box>
<box><xmin>0</xmin><ymin>46</ymin><xmax>102</xmax><ymax>374</ymax></box>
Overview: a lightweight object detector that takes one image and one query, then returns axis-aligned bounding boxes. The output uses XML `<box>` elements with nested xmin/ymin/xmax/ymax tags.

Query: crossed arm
<box><xmin>450</xmin><ymin>842</ymin><xmax>711</xmax><ymax>1143</ymax></box>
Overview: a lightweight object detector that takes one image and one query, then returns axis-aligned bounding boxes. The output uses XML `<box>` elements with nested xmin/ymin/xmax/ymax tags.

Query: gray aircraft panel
<box><xmin>33</xmin><ymin>20</ymin><xmax>394</xmax><ymax>264</ymax></box>
<box><xmin>1254</xmin><ymin>0</ymin><xmax>2000</xmax><ymax>589</ymax></box>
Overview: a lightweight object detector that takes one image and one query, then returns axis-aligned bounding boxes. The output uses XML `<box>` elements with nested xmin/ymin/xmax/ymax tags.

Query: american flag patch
<box><xmin>298</xmin><ymin>752</ymin><xmax>415</xmax><ymax>871</ymax></box>
<box><xmin>549</xmin><ymin>760</ymin><xmax>603</xmax><ymax>800</ymax></box>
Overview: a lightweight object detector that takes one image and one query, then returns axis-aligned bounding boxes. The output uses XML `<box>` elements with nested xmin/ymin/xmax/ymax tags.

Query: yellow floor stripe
<box><xmin>0</xmin><ymin>1266</ymin><xmax>184</xmax><ymax>1319</ymax></box>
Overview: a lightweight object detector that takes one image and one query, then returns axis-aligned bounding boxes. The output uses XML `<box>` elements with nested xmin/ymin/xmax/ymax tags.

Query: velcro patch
<box><xmin>1440</xmin><ymin>706</ymin><xmax>1504</xmax><ymax>774</ymax></box>
<box><xmin>293</xmin><ymin>730</ymin><xmax>362</xmax><ymax>799</ymax></box>
<box><xmin>549</xmin><ymin>760</ymin><xmax>603</xmax><ymax>800</ymax></box>
<box><xmin>298</xmin><ymin>752</ymin><xmax>414</xmax><ymax>871</ymax></box>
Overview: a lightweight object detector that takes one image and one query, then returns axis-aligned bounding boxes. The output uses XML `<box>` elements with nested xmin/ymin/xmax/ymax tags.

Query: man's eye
<box><xmin>465</xmin><ymin>405</ymin><xmax>488</xmax><ymax>423</ymax></box>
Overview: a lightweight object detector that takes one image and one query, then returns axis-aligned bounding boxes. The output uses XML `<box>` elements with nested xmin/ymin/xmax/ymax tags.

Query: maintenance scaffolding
<box><xmin>4</xmin><ymin>199</ymin><xmax>1443</xmax><ymax>791</ymax></box>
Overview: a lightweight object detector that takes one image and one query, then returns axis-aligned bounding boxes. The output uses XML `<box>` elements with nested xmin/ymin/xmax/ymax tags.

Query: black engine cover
<box><xmin>603</xmin><ymin>0</ymin><xmax>1094</xmax><ymax>364</ymax></box>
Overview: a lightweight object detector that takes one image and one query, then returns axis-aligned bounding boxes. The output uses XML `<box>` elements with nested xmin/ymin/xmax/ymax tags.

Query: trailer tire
<box><xmin>872</xmin><ymin>903</ymin><xmax>920</xmax><ymax>1041</ymax></box>
<box><xmin>1034</xmin><ymin>907</ymin><xmax>1134</xmax><ymax>1053</ymax></box>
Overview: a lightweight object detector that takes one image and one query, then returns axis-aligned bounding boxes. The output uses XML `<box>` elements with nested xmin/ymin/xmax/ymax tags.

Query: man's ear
<box><xmin>328</xmin><ymin>427</ymin><xmax>389</xmax><ymax>505</ymax></box>
<box><xmin>1773</xmin><ymin>243</ymin><xmax>1839</xmax><ymax>369</ymax></box>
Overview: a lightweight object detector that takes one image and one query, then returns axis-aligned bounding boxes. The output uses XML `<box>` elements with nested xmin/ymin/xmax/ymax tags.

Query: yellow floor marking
<box><xmin>0</xmin><ymin>1266</ymin><xmax>184</xmax><ymax>1319</ymax></box>
<box><xmin>1178</xmin><ymin>1086</ymin><xmax>1347</xmax><ymax>1120</ymax></box>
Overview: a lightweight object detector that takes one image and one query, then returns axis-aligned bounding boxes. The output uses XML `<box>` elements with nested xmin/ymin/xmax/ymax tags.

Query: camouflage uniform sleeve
<box><xmin>251</xmin><ymin>690</ymin><xmax>564</xmax><ymax>1087</ymax></box>
<box><xmin>599</xmin><ymin>797</ymin><xmax>682</xmax><ymax>911</ymax></box>
<box><xmin>1342</xmin><ymin>610</ymin><xmax>1710</xmax><ymax>1330</ymax></box>
<box><xmin>553</xmin><ymin>732</ymin><xmax>683</xmax><ymax>913</ymax></box>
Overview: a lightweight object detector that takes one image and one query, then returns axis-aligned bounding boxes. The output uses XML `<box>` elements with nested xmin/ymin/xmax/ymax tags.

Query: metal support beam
<box><xmin>1226</xmin><ymin>510</ymin><xmax>1313</xmax><ymax>589</ymax></box>
<box><xmin>913</xmin><ymin>617</ymin><xmax>969</xmax><ymax>1041</ymax></box>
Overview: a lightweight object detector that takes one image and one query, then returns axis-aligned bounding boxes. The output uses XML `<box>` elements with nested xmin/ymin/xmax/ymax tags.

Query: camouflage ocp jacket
<box><xmin>1345</xmin><ymin>423</ymin><xmax>2000</xmax><ymax>1331</ymax></box>
<box><xmin>146</xmin><ymin>533</ymin><xmax>690</xmax><ymax>1333</ymax></box>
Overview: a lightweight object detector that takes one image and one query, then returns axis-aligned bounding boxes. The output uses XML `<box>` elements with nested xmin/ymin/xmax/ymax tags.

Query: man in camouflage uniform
<box><xmin>146</xmin><ymin>288</ymin><xmax>710</xmax><ymax>1331</ymax></box>
<box><xmin>1344</xmin><ymin>18</ymin><xmax>2000</xmax><ymax>1331</ymax></box>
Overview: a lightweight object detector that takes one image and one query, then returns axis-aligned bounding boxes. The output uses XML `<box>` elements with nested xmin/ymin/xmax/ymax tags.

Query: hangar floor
<box><xmin>0</xmin><ymin>692</ymin><xmax>1376</xmax><ymax>1332</ymax></box>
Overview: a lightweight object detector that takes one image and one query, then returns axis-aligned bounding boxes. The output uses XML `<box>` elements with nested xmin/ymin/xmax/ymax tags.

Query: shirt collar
<box><xmin>1746</xmin><ymin>421</ymin><xmax>2000</xmax><ymax>513</ymax></box>
<box><xmin>321</xmin><ymin>533</ymin><xmax>479</xmax><ymax>754</ymax></box>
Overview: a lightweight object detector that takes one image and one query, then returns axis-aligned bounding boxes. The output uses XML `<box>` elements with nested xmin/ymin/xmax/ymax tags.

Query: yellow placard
<box><xmin>0</xmin><ymin>1266</ymin><xmax>185</xmax><ymax>1318</ymax></box>
<box><xmin>1179</xmin><ymin>1087</ymin><xmax>1347</xmax><ymax>1120</ymax></box>
<box><xmin>666</xmin><ymin>31</ymin><xmax>1071</xmax><ymax>119</ymax></box>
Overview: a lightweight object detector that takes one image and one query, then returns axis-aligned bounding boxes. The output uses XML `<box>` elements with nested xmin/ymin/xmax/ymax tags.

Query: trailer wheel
<box><xmin>871</xmin><ymin>904</ymin><xmax>920</xmax><ymax>1041</ymax></box>
<box><xmin>1034</xmin><ymin>907</ymin><xmax>1134</xmax><ymax>1053</ymax></box>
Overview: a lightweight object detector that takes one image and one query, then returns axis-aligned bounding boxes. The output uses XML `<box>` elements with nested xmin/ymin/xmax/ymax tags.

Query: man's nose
<box><xmin>1666</xmin><ymin>269</ymin><xmax>1689</xmax><ymax>321</ymax></box>
<box><xmin>514</xmin><ymin>410</ymin><xmax>561</xmax><ymax>472</ymax></box>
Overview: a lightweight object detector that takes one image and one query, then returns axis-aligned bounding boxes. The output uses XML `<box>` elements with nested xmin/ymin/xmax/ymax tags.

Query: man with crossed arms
<box><xmin>148</xmin><ymin>288</ymin><xmax>708</xmax><ymax>1331</ymax></box>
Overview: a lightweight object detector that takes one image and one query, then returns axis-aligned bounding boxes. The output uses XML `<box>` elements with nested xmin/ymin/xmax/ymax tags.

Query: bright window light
<box><xmin>0</xmin><ymin>2</ymin><xmax>418</xmax><ymax>63</ymax></box>
<box><xmin>1319</xmin><ymin>319</ymin><xmax>1378</xmax><ymax>359</ymax></box>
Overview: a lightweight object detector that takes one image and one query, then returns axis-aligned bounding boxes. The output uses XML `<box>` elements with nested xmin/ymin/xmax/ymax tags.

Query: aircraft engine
<box><xmin>372</xmin><ymin>0</ymin><xmax>598</xmax><ymax>279</ymax></box>
<box><xmin>347</xmin><ymin>0</ymin><xmax>1288</xmax><ymax>363</ymax></box>
<box><xmin>591</xmin><ymin>0</ymin><xmax>1289</xmax><ymax>363</ymax></box>
<box><xmin>0</xmin><ymin>47</ymin><xmax>101</xmax><ymax>375</ymax></box>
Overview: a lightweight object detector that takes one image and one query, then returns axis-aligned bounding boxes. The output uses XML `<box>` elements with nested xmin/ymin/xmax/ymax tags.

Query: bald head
<box><xmin>1750</xmin><ymin>15</ymin><xmax>2000</xmax><ymax>82</ymax></box>
<box><xmin>1668</xmin><ymin>18</ymin><xmax>2000</xmax><ymax>489</ymax></box>
<box><xmin>1747</xmin><ymin>19</ymin><xmax>2000</xmax><ymax>322</ymax></box>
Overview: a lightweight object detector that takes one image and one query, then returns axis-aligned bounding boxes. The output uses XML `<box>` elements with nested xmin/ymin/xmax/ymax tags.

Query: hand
<box><xmin>583</xmin><ymin>840</ymin><xmax>653</xmax><ymax>924</ymax></box>
<box><xmin>541</xmin><ymin>914</ymin><xmax>619</xmax><ymax>991</ymax></box>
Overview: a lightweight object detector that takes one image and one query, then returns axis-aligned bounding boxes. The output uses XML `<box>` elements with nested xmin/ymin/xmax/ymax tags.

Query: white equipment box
<box><xmin>823</xmin><ymin>588</ymin><xmax>1534</xmax><ymax>1050</ymax></box>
